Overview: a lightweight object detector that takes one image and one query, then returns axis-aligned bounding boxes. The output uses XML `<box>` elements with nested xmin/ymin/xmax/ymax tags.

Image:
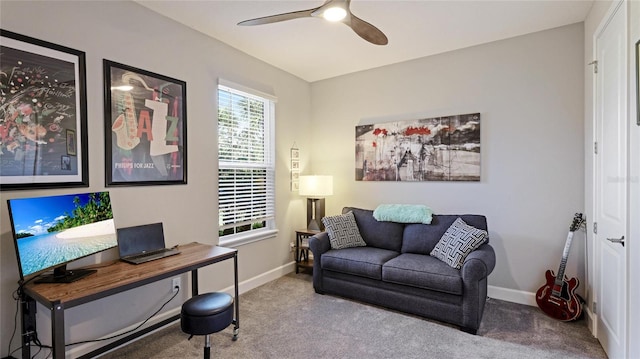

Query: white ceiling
<box><xmin>135</xmin><ymin>0</ymin><xmax>594</xmax><ymax>82</ymax></box>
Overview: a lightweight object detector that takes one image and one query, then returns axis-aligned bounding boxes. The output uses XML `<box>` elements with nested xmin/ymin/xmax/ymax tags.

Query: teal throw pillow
<box><xmin>373</xmin><ymin>204</ymin><xmax>433</xmax><ymax>224</ymax></box>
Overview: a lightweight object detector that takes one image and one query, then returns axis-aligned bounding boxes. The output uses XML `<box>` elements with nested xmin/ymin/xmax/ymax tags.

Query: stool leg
<box><xmin>204</xmin><ymin>334</ymin><xmax>211</xmax><ymax>359</ymax></box>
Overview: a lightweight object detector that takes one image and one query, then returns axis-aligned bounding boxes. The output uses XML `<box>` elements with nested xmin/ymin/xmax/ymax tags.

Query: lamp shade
<box><xmin>299</xmin><ymin>175</ymin><xmax>333</xmax><ymax>197</ymax></box>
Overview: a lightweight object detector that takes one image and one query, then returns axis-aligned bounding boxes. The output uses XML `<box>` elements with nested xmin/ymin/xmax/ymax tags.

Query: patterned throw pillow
<box><xmin>322</xmin><ymin>211</ymin><xmax>367</xmax><ymax>250</ymax></box>
<box><xmin>430</xmin><ymin>217</ymin><xmax>488</xmax><ymax>269</ymax></box>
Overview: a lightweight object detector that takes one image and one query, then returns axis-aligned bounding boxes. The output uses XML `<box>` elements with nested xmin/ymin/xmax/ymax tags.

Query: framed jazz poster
<box><xmin>103</xmin><ymin>60</ymin><xmax>187</xmax><ymax>186</ymax></box>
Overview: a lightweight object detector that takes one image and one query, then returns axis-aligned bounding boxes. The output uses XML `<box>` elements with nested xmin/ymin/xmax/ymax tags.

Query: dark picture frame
<box><xmin>0</xmin><ymin>29</ymin><xmax>89</xmax><ymax>190</ymax></box>
<box><xmin>104</xmin><ymin>60</ymin><xmax>187</xmax><ymax>186</ymax></box>
<box><xmin>636</xmin><ymin>39</ymin><xmax>639</xmax><ymax>126</ymax></box>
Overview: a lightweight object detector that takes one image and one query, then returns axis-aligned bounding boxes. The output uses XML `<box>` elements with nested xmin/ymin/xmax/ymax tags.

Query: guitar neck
<box><xmin>554</xmin><ymin>231</ymin><xmax>575</xmax><ymax>285</ymax></box>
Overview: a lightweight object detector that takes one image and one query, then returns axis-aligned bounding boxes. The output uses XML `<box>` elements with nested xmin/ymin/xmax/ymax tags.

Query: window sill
<box><xmin>219</xmin><ymin>228</ymin><xmax>279</xmax><ymax>248</ymax></box>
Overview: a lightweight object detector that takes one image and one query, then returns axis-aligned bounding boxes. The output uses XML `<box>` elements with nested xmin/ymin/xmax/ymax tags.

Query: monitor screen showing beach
<box><xmin>8</xmin><ymin>192</ymin><xmax>117</xmax><ymax>278</ymax></box>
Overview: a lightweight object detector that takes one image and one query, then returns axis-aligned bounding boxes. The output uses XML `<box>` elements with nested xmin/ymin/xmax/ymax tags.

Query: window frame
<box><xmin>217</xmin><ymin>80</ymin><xmax>278</xmax><ymax>247</ymax></box>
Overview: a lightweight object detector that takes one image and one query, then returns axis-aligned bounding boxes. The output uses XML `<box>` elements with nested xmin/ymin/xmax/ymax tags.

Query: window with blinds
<box><xmin>218</xmin><ymin>84</ymin><xmax>275</xmax><ymax>241</ymax></box>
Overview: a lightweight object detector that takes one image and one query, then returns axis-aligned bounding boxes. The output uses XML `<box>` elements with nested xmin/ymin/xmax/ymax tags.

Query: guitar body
<box><xmin>536</xmin><ymin>269</ymin><xmax>582</xmax><ymax>321</ymax></box>
<box><xmin>536</xmin><ymin>213</ymin><xmax>585</xmax><ymax>322</ymax></box>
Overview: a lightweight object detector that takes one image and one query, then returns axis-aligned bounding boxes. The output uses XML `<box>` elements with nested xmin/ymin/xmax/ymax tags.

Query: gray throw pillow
<box><xmin>430</xmin><ymin>217</ymin><xmax>488</xmax><ymax>269</ymax></box>
<box><xmin>322</xmin><ymin>211</ymin><xmax>367</xmax><ymax>249</ymax></box>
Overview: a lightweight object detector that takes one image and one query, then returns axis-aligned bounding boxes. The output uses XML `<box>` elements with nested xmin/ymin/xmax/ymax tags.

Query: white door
<box><xmin>594</xmin><ymin>1</ymin><xmax>627</xmax><ymax>358</ymax></box>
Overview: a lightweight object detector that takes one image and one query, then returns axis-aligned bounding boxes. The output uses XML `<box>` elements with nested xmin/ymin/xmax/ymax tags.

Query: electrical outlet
<box><xmin>171</xmin><ymin>277</ymin><xmax>181</xmax><ymax>293</ymax></box>
<box><xmin>290</xmin><ymin>242</ymin><xmax>294</xmax><ymax>252</ymax></box>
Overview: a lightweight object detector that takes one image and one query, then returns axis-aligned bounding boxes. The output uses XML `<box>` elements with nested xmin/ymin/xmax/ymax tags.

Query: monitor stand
<box><xmin>34</xmin><ymin>265</ymin><xmax>97</xmax><ymax>284</ymax></box>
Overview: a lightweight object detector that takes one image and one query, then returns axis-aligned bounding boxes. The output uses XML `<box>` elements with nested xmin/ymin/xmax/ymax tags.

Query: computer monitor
<box><xmin>7</xmin><ymin>192</ymin><xmax>117</xmax><ymax>283</ymax></box>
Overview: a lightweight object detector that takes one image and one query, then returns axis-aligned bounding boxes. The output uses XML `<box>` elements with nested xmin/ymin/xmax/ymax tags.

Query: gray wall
<box><xmin>309</xmin><ymin>23</ymin><xmax>585</xmax><ymax>303</ymax></box>
<box><xmin>0</xmin><ymin>1</ymin><xmax>312</xmax><ymax>357</ymax></box>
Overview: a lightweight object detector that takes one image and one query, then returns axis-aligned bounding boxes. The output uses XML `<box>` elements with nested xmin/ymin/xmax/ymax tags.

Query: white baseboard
<box><xmin>221</xmin><ymin>261</ymin><xmax>296</xmax><ymax>295</ymax></box>
<box><xmin>488</xmin><ymin>285</ymin><xmax>537</xmax><ymax>307</ymax></box>
<box><xmin>583</xmin><ymin>306</ymin><xmax>596</xmax><ymax>335</ymax></box>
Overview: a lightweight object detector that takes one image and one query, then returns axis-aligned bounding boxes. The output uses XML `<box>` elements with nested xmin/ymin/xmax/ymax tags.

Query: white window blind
<box><xmin>218</xmin><ymin>84</ymin><xmax>275</xmax><ymax>238</ymax></box>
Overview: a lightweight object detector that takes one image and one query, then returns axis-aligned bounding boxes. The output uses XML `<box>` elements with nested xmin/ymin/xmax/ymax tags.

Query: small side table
<box><xmin>295</xmin><ymin>229</ymin><xmax>321</xmax><ymax>274</ymax></box>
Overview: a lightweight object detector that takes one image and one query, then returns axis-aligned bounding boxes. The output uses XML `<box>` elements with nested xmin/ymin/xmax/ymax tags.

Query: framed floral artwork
<box><xmin>0</xmin><ymin>30</ymin><xmax>88</xmax><ymax>190</ymax></box>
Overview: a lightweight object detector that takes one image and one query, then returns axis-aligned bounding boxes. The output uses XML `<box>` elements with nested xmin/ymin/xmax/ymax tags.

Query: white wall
<box><xmin>0</xmin><ymin>1</ymin><xmax>311</xmax><ymax>357</ymax></box>
<box><xmin>310</xmin><ymin>23</ymin><xmax>586</xmax><ymax>304</ymax></box>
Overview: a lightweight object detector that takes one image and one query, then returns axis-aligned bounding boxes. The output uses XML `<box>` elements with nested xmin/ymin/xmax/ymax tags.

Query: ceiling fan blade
<box><xmin>238</xmin><ymin>8</ymin><xmax>316</xmax><ymax>26</ymax></box>
<box><xmin>238</xmin><ymin>0</ymin><xmax>388</xmax><ymax>46</ymax></box>
<box><xmin>345</xmin><ymin>13</ymin><xmax>388</xmax><ymax>45</ymax></box>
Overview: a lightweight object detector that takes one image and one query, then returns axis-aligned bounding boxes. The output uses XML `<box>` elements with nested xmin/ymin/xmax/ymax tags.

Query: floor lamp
<box><xmin>299</xmin><ymin>175</ymin><xmax>333</xmax><ymax>231</ymax></box>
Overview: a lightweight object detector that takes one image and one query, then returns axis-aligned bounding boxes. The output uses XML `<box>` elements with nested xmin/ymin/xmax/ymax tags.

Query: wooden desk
<box><xmin>19</xmin><ymin>242</ymin><xmax>239</xmax><ymax>359</ymax></box>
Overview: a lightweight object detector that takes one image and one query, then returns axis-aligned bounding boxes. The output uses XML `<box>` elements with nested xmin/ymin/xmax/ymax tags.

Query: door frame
<box><xmin>590</xmin><ymin>0</ymin><xmax>632</xmax><ymax>357</ymax></box>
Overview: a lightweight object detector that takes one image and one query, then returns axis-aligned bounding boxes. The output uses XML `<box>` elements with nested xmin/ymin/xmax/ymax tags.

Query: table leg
<box><xmin>295</xmin><ymin>233</ymin><xmax>301</xmax><ymax>273</ymax></box>
<box><xmin>192</xmin><ymin>269</ymin><xmax>199</xmax><ymax>296</ymax></box>
<box><xmin>20</xmin><ymin>295</ymin><xmax>36</xmax><ymax>359</ymax></box>
<box><xmin>51</xmin><ymin>303</ymin><xmax>65</xmax><ymax>358</ymax></box>
<box><xmin>233</xmin><ymin>253</ymin><xmax>239</xmax><ymax>340</ymax></box>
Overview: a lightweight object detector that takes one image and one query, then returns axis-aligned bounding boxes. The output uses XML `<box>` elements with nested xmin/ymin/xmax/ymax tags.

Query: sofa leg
<box><xmin>314</xmin><ymin>288</ymin><xmax>325</xmax><ymax>295</ymax></box>
<box><xmin>460</xmin><ymin>326</ymin><xmax>477</xmax><ymax>335</ymax></box>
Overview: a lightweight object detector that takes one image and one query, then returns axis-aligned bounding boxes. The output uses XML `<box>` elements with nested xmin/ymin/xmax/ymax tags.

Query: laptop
<box><xmin>117</xmin><ymin>223</ymin><xmax>180</xmax><ymax>264</ymax></box>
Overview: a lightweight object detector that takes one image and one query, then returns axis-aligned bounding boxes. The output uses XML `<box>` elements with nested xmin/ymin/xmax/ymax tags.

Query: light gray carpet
<box><xmin>100</xmin><ymin>274</ymin><xmax>606</xmax><ymax>359</ymax></box>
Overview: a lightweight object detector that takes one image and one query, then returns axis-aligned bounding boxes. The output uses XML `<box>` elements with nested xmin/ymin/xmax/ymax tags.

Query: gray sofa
<box><xmin>308</xmin><ymin>207</ymin><xmax>496</xmax><ymax>334</ymax></box>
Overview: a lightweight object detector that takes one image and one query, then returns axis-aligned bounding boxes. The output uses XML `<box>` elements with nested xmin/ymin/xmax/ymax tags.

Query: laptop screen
<box><xmin>117</xmin><ymin>223</ymin><xmax>166</xmax><ymax>257</ymax></box>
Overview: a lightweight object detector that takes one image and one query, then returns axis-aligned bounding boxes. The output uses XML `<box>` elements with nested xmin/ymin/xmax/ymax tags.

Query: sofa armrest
<box><xmin>309</xmin><ymin>232</ymin><xmax>331</xmax><ymax>256</ymax></box>
<box><xmin>461</xmin><ymin>243</ymin><xmax>496</xmax><ymax>282</ymax></box>
<box><xmin>309</xmin><ymin>232</ymin><xmax>330</xmax><ymax>293</ymax></box>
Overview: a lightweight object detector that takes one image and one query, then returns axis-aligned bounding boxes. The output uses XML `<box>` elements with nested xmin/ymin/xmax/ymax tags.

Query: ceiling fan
<box><xmin>237</xmin><ymin>0</ymin><xmax>388</xmax><ymax>46</ymax></box>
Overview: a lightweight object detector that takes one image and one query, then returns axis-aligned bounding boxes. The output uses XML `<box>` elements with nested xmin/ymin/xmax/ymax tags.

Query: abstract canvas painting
<box><xmin>355</xmin><ymin>113</ymin><xmax>480</xmax><ymax>182</ymax></box>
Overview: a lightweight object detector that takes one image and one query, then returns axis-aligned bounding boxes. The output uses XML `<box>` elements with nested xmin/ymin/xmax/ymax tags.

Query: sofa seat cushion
<box><xmin>321</xmin><ymin>247</ymin><xmax>399</xmax><ymax>280</ymax></box>
<box><xmin>382</xmin><ymin>253</ymin><xmax>462</xmax><ymax>295</ymax></box>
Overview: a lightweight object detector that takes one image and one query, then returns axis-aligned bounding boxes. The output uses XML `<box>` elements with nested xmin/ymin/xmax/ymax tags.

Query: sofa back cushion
<box><xmin>343</xmin><ymin>207</ymin><xmax>404</xmax><ymax>252</ymax></box>
<box><xmin>401</xmin><ymin>215</ymin><xmax>488</xmax><ymax>255</ymax></box>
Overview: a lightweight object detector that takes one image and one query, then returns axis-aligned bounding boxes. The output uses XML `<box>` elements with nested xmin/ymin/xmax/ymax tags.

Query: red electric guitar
<box><xmin>535</xmin><ymin>213</ymin><xmax>585</xmax><ymax>321</ymax></box>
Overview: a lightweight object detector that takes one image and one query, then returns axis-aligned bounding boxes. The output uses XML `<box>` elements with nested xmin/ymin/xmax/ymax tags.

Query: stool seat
<box><xmin>181</xmin><ymin>292</ymin><xmax>234</xmax><ymax>336</ymax></box>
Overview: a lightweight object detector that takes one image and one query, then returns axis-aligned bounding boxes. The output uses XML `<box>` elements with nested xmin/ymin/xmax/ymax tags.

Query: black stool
<box><xmin>181</xmin><ymin>292</ymin><xmax>235</xmax><ymax>359</ymax></box>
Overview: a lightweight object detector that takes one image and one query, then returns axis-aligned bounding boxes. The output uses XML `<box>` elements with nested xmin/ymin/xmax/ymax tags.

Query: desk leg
<box><xmin>20</xmin><ymin>295</ymin><xmax>36</xmax><ymax>359</ymax></box>
<box><xmin>51</xmin><ymin>304</ymin><xmax>65</xmax><ymax>358</ymax></box>
<box><xmin>192</xmin><ymin>269</ymin><xmax>199</xmax><ymax>296</ymax></box>
<box><xmin>233</xmin><ymin>253</ymin><xmax>239</xmax><ymax>340</ymax></box>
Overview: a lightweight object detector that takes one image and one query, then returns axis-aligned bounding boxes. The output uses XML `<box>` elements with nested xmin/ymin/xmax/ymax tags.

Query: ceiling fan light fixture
<box><xmin>322</xmin><ymin>7</ymin><xmax>347</xmax><ymax>22</ymax></box>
